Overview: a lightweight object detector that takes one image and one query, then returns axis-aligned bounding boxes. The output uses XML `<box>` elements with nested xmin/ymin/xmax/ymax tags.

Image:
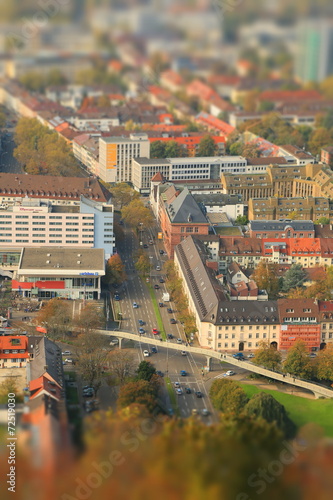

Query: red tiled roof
<box><xmin>0</xmin><ymin>336</ymin><xmax>29</xmax><ymax>360</ymax></box>
<box><xmin>160</xmin><ymin>70</ymin><xmax>184</xmax><ymax>86</ymax></box>
<box><xmin>195</xmin><ymin>112</ymin><xmax>235</xmax><ymax>136</ymax></box>
<box><xmin>29</xmin><ymin>373</ymin><xmax>62</xmax><ymax>400</ymax></box>
<box><xmin>186</xmin><ymin>79</ymin><xmax>220</xmax><ymax>101</ymax></box>
<box><xmin>151</xmin><ymin>172</ymin><xmax>164</xmax><ymax>182</ymax></box>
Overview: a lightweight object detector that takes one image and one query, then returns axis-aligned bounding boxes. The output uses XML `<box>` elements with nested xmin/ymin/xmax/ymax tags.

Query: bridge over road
<box><xmin>98</xmin><ymin>329</ymin><xmax>333</xmax><ymax>399</ymax></box>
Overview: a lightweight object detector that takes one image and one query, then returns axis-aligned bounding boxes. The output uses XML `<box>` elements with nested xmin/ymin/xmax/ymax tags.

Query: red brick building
<box><xmin>149</xmin><ymin>134</ymin><xmax>225</xmax><ymax>156</ymax></box>
<box><xmin>321</xmin><ymin>146</ymin><xmax>333</xmax><ymax>166</ymax></box>
<box><xmin>158</xmin><ymin>185</ymin><xmax>210</xmax><ymax>257</ymax></box>
<box><xmin>277</xmin><ymin>299</ymin><xmax>320</xmax><ymax>351</ymax></box>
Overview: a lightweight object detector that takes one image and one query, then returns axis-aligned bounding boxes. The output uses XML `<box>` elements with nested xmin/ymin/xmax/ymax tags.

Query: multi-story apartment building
<box><xmin>248</xmin><ymin>197</ymin><xmax>332</xmax><ymax>222</ymax></box>
<box><xmin>193</xmin><ymin>193</ymin><xmax>244</xmax><ymax>222</ymax></box>
<box><xmin>277</xmin><ymin>299</ymin><xmax>320</xmax><ymax>351</ymax></box>
<box><xmin>248</xmin><ymin>220</ymin><xmax>315</xmax><ymax>239</ymax></box>
<box><xmin>99</xmin><ymin>134</ymin><xmax>150</xmax><ymax>183</ymax></box>
<box><xmin>0</xmin><ymin>196</ymin><xmax>115</xmax><ymax>258</ymax></box>
<box><xmin>0</xmin><ymin>335</ymin><xmax>29</xmax><ymax>369</ymax></box>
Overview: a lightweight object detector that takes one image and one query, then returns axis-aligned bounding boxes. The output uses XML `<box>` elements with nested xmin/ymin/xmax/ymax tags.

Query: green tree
<box><xmin>252</xmin><ymin>341</ymin><xmax>282</xmax><ymax>371</ymax></box>
<box><xmin>314</xmin><ymin>217</ymin><xmax>330</xmax><ymax>225</ymax></box>
<box><xmin>19</xmin><ymin>71</ymin><xmax>45</xmax><ymax>92</ymax></box>
<box><xmin>105</xmin><ymin>254</ymin><xmax>126</xmax><ymax>286</ymax></box>
<box><xmin>281</xmin><ymin>264</ymin><xmax>307</xmax><ymax>293</ymax></box>
<box><xmin>136</xmin><ymin>361</ymin><xmax>156</xmax><ymax>381</ymax></box>
<box><xmin>229</xmin><ymin>141</ymin><xmax>243</xmax><ymax>155</ymax></box>
<box><xmin>110</xmin><ymin>183</ymin><xmax>139</xmax><ymax>209</ymax></box>
<box><xmin>0</xmin><ymin>377</ymin><xmax>23</xmax><ymax>404</ymax></box>
<box><xmin>283</xmin><ymin>339</ymin><xmax>314</xmax><ymax>379</ymax></box>
<box><xmin>234</xmin><ymin>215</ymin><xmax>249</xmax><ymax>225</ymax></box>
<box><xmin>320</xmin><ymin>75</ymin><xmax>333</xmax><ymax>99</ymax></box>
<box><xmin>150</xmin><ymin>140</ymin><xmax>167</xmax><ymax>158</ymax></box>
<box><xmin>243</xmin><ymin>392</ymin><xmax>296</xmax><ymax>439</ymax></box>
<box><xmin>308</xmin><ymin>127</ymin><xmax>333</xmax><ymax>156</ymax></box>
<box><xmin>258</xmin><ymin>100</ymin><xmax>275</xmax><ymax>112</ymax></box>
<box><xmin>209</xmin><ymin>379</ymin><xmax>249</xmax><ymax>413</ymax></box>
<box><xmin>241</xmin><ymin>143</ymin><xmax>261</xmax><ymax>158</ymax></box>
<box><xmin>164</xmin><ymin>140</ymin><xmax>185</xmax><ymax>158</ymax></box>
<box><xmin>196</xmin><ymin>135</ymin><xmax>218</xmax><ymax>157</ymax></box>
<box><xmin>315</xmin><ymin>344</ymin><xmax>333</xmax><ymax>381</ymax></box>
<box><xmin>252</xmin><ymin>260</ymin><xmax>280</xmax><ymax>298</ymax></box>
<box><xmin>46</xmin><ymin>68</ymin><xmax>67</xmax><ymax>87</ymax></box>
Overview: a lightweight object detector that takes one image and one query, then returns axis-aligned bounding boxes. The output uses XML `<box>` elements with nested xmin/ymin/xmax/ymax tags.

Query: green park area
<box><xmin>240</xmin><ymin>382</ymin><xmax>333</xmax><ymax>437</ymax></box>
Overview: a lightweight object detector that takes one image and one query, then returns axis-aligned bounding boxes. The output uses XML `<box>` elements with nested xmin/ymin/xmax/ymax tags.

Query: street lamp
<box><xmin>138</xmin><ymin>222</ymin><xmax>143</xmax><ymax>244</ymax></box>
<box><xmin>149</xmin><ymin>255</ymin><xmax>153</xmax><ymax>281</ymax></box>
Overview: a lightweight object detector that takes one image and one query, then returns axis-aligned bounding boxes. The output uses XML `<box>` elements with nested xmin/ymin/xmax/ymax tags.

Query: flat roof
<box><xmin>19</xmin><ymin>247</ymin><xmax>105</xmax><ymax>274</ymax></box>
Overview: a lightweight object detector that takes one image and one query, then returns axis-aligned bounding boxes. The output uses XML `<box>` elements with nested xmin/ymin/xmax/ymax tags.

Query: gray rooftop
<box><xmin>167</xmin><ymin>188</ymin><xmax>208</xmax><ymax>224</ymax></box>
<box><xmin>193</xmin><ymin>193</ymin><xmax>243</xmax><ymax>206</ymax></box>
<box><xmin>19</xmin><ymin>247</ymin><xmax>105</xmax><ymax>272</ymax></box>
<box><xmin>133</xmin><ymin>157</ymin><xmax>170</xmax><ymax>165</ymax></box>
<box><xmin>249</xmin><ymin>219</ymin><xmax>314</xmax><ymax>231</ymax></box>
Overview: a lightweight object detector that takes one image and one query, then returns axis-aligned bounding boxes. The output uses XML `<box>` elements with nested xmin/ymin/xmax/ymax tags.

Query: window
<box><xmin>186</xmin><ymin>227</ymin><xmax>193</xmax><ymax>233</ymax></box>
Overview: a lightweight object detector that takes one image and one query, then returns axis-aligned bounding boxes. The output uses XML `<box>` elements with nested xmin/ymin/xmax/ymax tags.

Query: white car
<box><xmin>174</xmin><ymin>381</ymin><xmax>180</xmax><ymax>388</ymax></box>
<box><xmin>224</xmin><ymin>370</ymin><xmax>235</xmax><ymax>376</ymax></box>
<box><xmin>201</xmin><ymin>408</ymin><xmax>209</xmax><ymax>416</ymax></box>
<box><xmin>62</xmin><ymin>350</ymin><xmax>71</xmax><ymax>355</ymax></box>
<box><xmin>176</xmin><ymin>388</ymin><xmax>183</xmax><ymax>395</ymax></box>
<box><xmin>110</xmin><ymin>339</ymin><xmax>119</xmax><ymax>346</ymax></box>
<box><xmin>143</xmin><ymin>350</ymin><xmax>150</xmax><ymax>357</ymax></box>
<box><xmin>133</xmin><ymin>302</ymin><xmax>138</xmax><ymax>308</ymax></box>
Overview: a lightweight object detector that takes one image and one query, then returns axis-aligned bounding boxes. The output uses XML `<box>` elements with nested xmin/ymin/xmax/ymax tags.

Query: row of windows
<box><xmin>217</xmin><ymin>342</ymin><xmax>258</xmax><ymax>348</ymax></box>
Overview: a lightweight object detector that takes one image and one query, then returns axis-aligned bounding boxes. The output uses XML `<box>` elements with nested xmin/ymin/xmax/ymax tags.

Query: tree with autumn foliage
<box><xmin>74</xmin><ymin>302</ymin><xmax>105</xmax><ymax>335</ymax></box>
<box><xmin>121</xmin><ymin>199</ymin><xmax>154</xmax><ymax>231</ymax></box>
<box><xmin>105</xmin><ymin>254</ymin><xmax>126</xmax><ymax>285</ymax></box>
<box><xmin>209</xmin><ymin>379</ymin><xmax>249</xmax><ymax>414</ymax></box>
<box><xmin>283</xmin><ymin>339</ymin><xmax>314</xmax><ymax>379</ymax></box>
<box><xmin>117</xmin><ymin>379</ymin><xmax>159</xmax><ymax>413</ymax></box>
<box><xmin>252</xmin><ymin>341</ymin><xmax>282</xmax><ymax>371</ymax></box>
<box><xmin>35</xmin><ymin>298</ymin><xmax>72</xmax><ymax>340</ymax></box>
<box><xmin>314</xmin><ymin>344</ymin><xmax>333</xmax><ymax>381</ymax></box>
<box><xmin>110</xmin><ymin>182</ymin><xmax>139</xmax><ymax>209</ymax></box>
<box><xmin>251</xmin><ymin>260</ymin><xmax>280</xmax><ymax>298</ymax></box>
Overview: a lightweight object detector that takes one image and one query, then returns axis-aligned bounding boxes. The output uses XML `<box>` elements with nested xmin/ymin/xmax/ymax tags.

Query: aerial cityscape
<box><xmin>1</xmin><ymin>1</ymin><xmax>333</xmax><ymax>499</ymax></box>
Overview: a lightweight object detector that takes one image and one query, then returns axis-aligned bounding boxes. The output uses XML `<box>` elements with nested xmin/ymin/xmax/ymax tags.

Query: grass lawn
<box><xmin>66</xmin><ymin>385</ymin><xmax>79</xmax><ymax>404</ymax></box>
<box><xmin>240</xmin><ymin>382</ymin><xmax>333</xmax><ymax>437</ymax></box>
<box><xmin>165</xmin><ymin>376</ymin><xmax>179</xmax><ymax>416</ymax></box>
<box><xmin>147</xmin><ymin>284</ymin><xmax>166</xmax><ymax>341</ymax></box>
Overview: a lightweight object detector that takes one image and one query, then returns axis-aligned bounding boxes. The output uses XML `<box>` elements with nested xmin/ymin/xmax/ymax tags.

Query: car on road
<box><xmin>159</xmin><ymin>250</ymin><xmax>164</xmax><ymax>255</ymax></box>
<box><xmin>167</xmin><ymin>334</ymin><xmax>173</xmax><ymax>339</ymax></box>
<box><xmin>65</xmin><ymin>358</ymin><xmax>73</xmax><ymax>363</ymax></box>
<box><xmin>181</xmin><ymin>351</ymin><xmax>187</xmax><ymax>356</ymax></box>
<box><xmin>247</xmin><ymin>353</ymin><xmax>255</xmax><ymax>358</ymax></box>
<box><xmin>83</xmin><ymin>388</ymin><xmax>94</xmax><ymax>397</ymax></box>
<box><xmin>233</xmin><ymin>352</ymin><xmax>245</xmax><ymax>360</ymax></box>
<box><xmin>176</xmin><ymin>388</ymin><xmax>183</xmax><ymax>395</ymax></box>
<box><xmin>159</xmin><ymin>278</ymin><xmax>165</xmax><ymax>283</ymax></box>
<box><xmin>180</xmin><ymin>370</ymin><xmax>187</xmax><ymax>376</ymax></box>
<box><xmin>156</xmin><ymin>370</ymin><xmax>164</xmax><ymax>377</ymax></box>
<box><xmin>159</xmin><ymin>302</ymin><xmax>163</xmax><ymax>307</ymax></box>
<box><xmin>224</xmin><ymin>370</ymin><xmax>236</xmax><ymax>376</ymax></box>
<box><xmin>154</xmin><ymin>284</ymin><xmax>160</xmax><ymax>289</ymax></box>
<box><xmin>114</xmin><ymin>294</ymin><xmax>120</xmax><ymax>301</ymax></box>
<box><xmin>146</xmin><ymin>278</ymin><xmax>149</xmax><ymax>282</ymax></box>
<box><xmin>119</xmin><ymin>220</ymin><xmax>124</xmax><ymax>225</ymax></box>
<box><xmin>133</xmin><ymin>302</ymin><xmax>138</xmax><ymax>308</ymax></box>
<box><xmin>143</xmin><ymin>244</ymin><xmax>148</xmax><ymax>248</ymax></box>
<box><xmin>195</xmin><ymin>391</ymin><xmax>203</xmax><ymax>398</ymax></box>
<box><xmin>170</xmin><ymin>318</ymin><xmax>177</xmax><ymax>324</ymax></box>
<box><xmin>151</xmin><ymin>346</ymin><xmax>157</xmax><ymax>353</ymax></box>
<box><xmin>156</xmin><ymin>265</ymin><xmax>161</xmax><ymax>271</ymax></box>
<box><xmin>201</xmin><ymin>409</ymin><xmax>209</xmax><ymax>417</ymax></box>
<box><xmin>177</xmin><ymin>338</ymin><xmax>182</xmax><ymax>344</ymax></box>
<box><xmin>143</xmin><ymin>350</ymin><xmax>150</xmax><ymax>357</ymax></box>
<box><xmin>149</xmin><ymin>240</ymin><xmax>153</xmax><ymax>245</ymax></box>
<box><xmin>168</xmin><ymin>408</ymin><xmax>174</xmax><ymax>416</ymax></box>
<box><xmin>174</xmin><ymin>382</ymin><xmax>180</xmax><ymax>388</ymax></box>
<box><xmin>62</xmin><ymin>350</ymin><xmax>71</xmax><ymax>355</ymax></box>
<box><xmin>138</xmin><ymin>319</ymin><xmax>145</xmax><ymax>326</ymax></box>
<box><xmin>139</xmin><ymin>328</ymin><xmax>145</xmax><ymax>334</ymax></box>
<box><xmin>191</xmin><ymin>409</ymin><xmax>198</xmax><ymax>416</ymax></box>
<box><xmin>110</xmin><ymin>339</ymin><xmax>119</xmax><ymax>346</ymax></box>
<box><xmin>185</xmin><ymin>387</ymin><xmax>191</xmax><ymax>394</ymax></box>
<box><xmin>167</xmin><ymin>308</ymin><xmax>173</xmax><ymax>313</ymax></box>
<box><xmin>152</xmin><ymin>328</ymin><xmax>158</xmax><ymax>335</ymax></box>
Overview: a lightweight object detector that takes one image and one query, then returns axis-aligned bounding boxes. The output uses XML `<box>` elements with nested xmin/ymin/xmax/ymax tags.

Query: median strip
<box><xmin>165</xmin><ymin>376</ymin><xmax>179</xmax><ymax>416</ymax></box>
<box><xmin>147</xmin><ymin>284</ymin><xmax>166</xmax><ymax>341</ymax></box>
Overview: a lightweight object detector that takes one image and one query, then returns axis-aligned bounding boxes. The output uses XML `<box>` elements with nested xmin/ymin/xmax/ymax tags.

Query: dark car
<box><xmin>167</xmin><ymin>333</ymin><xmax>173</xmax><ymax>339</ymax></box>
<box><xmin>159</xmin><ymin>302</ymin><xmax>164</xmax><ymax>307</ymax></box>
<box><xmin>151</xmin><ymin>346</ymin><xmax>157</xmax><ymax>353</ymax></box>
<box><xmin>156</xmin><ymin>370</ymin><xmax>164</xmax><ymax>377</ymax></box>
<box><xmin>159</xmin><ymin>249</ymin><xmax>164</xmax><ymax>255</ymax></box>
<box><xmin>119</xmin><ymin>220</ymin><xmax>124</xmax><ymax>225</ymax></box>
<box><xmin>180</xmin><ymin>370</ymin><xmax>187</xmax><ymax>376</ymax></box>
<box><xmin>114</xmin><ymin>294</ymin><xmax>120</xmax><ymax>301</ymax></box>
<box><xmin>233</xmin><ymin>352</ymin><xmax>245</xmax><ymax>360</ymax></box>
<box><xmin>154</xmin><ymin>284</ymin><xmax>160</xmax><ymax>289</ymax></box>
<box><xmin>185</xmin><ymin>387</ymin><xmax>191</xmax><ymax>394</ymax></box>
<box><xmin>138</xmin><ymin>319</ymin><xmax>145</xmax><ymax>326</ymax></box>
<box><xmin>139</xmin><ymin>328</ymin><xmax>145</xmax><ymax>334</ymax></box>
<box><xmin>167</xmin><ymin>308</ymin><xmax>173</xmax><ymax>314</ymax></box>
<box><xmin>195</xmin><ymin>391</ymin><xmax>203</xmax><ymax>398</ymax></box>
<box><xmin>170</xmin><ymin>318</ymin><xmax>177</xmax><ymax>324</ymax></box>
<box><xmin>159</xmin><ymin>278</ymin><xmax>165</xmax><ymax>283</ymax></box>
<box><xmin>143</xmin><ymin>244</ymin><xmax>148</xmax><ymax>249</ymax></box>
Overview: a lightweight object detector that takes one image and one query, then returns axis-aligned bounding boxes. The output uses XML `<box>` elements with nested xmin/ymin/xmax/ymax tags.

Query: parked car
<box><xmin>133</xmin><ymin>302</ymin><xmax>138</xmax><ymax>308</ymax></box>
<box><xmin>233</xmin><ymin>352</ymin><xmax>245</xmax><ymax>360</ymax></box>
<box><xmin>170</xmin><ymin>318</ymin><xmax>177</xmax><ymax>324</ymax></box>
<box><xmin>180</xmin><ymin>370</ymin><xmax>187</xmax><ymax>376</ymax></box>
<box><xmin>83</xmin><ymin>388</ymin><xmax>94</xmax><ymax>397</ymax></box>
<box><xmin>119</xmin><ymin>220</ymin><xmax>124</xmax><ymax>225</ymax></box>
<box><xmin>143</xmin><ymin>350</ymin><xmax>150</xmax><ymax>357</ymax></box>
<box><xmin>152</xmin><ymin>328</ymin><xmax>159</xmax><ymax>335</ymax></box>
<box><xmin>62</xmin><ymin>350</ymin><xmax>71</xmax><ymax>355</ymax></box>
<box><xmin>247</xmin><ymin>353</ymin><xmax>255</xmax><ymax>359</ymax></box>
